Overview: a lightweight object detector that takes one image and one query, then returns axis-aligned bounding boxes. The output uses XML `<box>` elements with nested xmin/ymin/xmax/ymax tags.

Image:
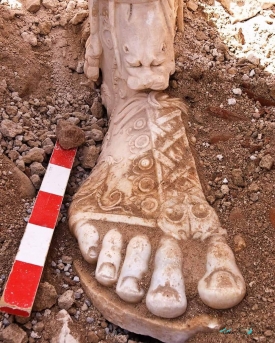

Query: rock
<box><xmin>246</xmin><ymin>52</ymin><xmax>260</xmax><ymax>65</ymax></box>
<box><xmin>232</xmin><ymin>168</ymin><xmax>244</xmax><ymax>187</ymax></box>
<box><xmin>0</xmin><ymin>119</ymin><xmax>23</xmax><ymax>138</ymax></box>
<box><xmin>30</xmin><ymin>162</ymin><xmax>46</xmax><ymax>176</ymax></box>
<box><xmin>248</xmin><ymin>182</ymin><xmax>259</xmax><ymax>192</ymax></box>
<box><xmin>21</xmin><ymin>32</ymin><xmax>38</xmax><ymax>47</ymax></box>
<box><xmin>42</xmin><ymin>0</ymin><xmax>58</xmax><ymax>9</ymax></box>
<box><xmin>259</xmin><ymin>154</ymin><xmax>274</xmax><ymax>170</ymax></box>
<box><xmin>218</xmin><ymin>0</ymin><xmax>275</xmax><ymax>22</ymax></box>
<box><xmin>51</xmin><ymin>310</ymin><xmax>80</xmax><ymax>343</ymax></box>
<box><xmin>23</xmin><ymin>147</ymin><xmax>45</xmax><ymax>164</ymax></box>
<box><xmin>58</xmin><ymin>290</ymin><xmax>75</xmax><ymax>310</ymax></box>
<box><xmin>38</xmin><ymin>21</ymin><xmax>52</xmax><ymax>35</ymax></box>
<box><xmin>234</xmin><ymin>234</ymin><xmax>246</xmax><ymax>252</ymax></box>
<box><xmin>56</xmin><ymin>120</ymin><xmax>85</xmax><ymax>149</ymax></box>
<box><xmin>87</xmin><ymin>331</ymin><xmax>99</xmax><ymax>343</ymax></box>
<box><xmin>1</xmin><ymin>155</ymin><xmax>35</xmax><ymax>198</ymax></box>
<box><xmin>30</xmin><ymin>174</ymin><xmax>42</xmax><ymax>189</ymax></box>
<box><xmin>90</xmin><ymin>99</ymin><xmax>103</xmax><ymax>119</ymax></box>
<box><xmin>42</xmin><ymin>137</ymin><xmax>54</xmax><ymax>154</ymax></box>
<box><xmin>81</xmin><ymin>146</ymin><xmax>100</xmax><ymax>169</ymax></box>
<box><xmin>76</xmin><ymin>61</ymin><xmax>84</xmax><ymax>74</ymax></box>
<box><xmin>33</xmin><ymin>282</ymin><xmax>58</xmax><ymax>311</ymax></box>
<box><xmin>196</xmin><ymin>31</ymin><xmax>208</xmax><ymax>41</ymax></box>
<box><xmin>62</xmin><ymin>255</ymin><xmax>73</xmax><ymax>264</ymax></box>
<box><xmin>26</xmin><ymin>0</ymin><xmax>41</xmax><ymax>13</ymax></box>
<box><xmin>90</xmin><ymin>128</ymin><xmax>104</xmax><ymax>142</ymax></box>
<box><xmin>5</xmin><ymin>105</ymin><xmax>17</xmax><ymax>116</ymax></box>
<box><xmin>264</xmin><ymin>330</ymin><xmax>273</xmax><ymax>337</ymax></box>
<box><xmin>0</xmin><ymin>79</ymin><xmax>7</xmax><ymax>94</ymax></box>
<box><xmin>186</xmin><ymin>0</ymin><xmax>198</xmax><ymax>11</ymax></box>
<box><xmin>2</xmin><ymin>323</ymin><xmax>28</xmax><ymax>343</ymax></box>
<box><xmin>221</xmin><ymin>184</ymin><xmax>230</xmax><ymax>195</ymax></box>
<box><xmin>69</xmin><ymin>10</ymin><xmax>89</xmax><ymax>25</ymax></box>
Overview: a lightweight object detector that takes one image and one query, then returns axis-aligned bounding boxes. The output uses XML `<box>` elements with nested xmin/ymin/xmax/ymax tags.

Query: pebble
<box><xmin>259</xmin><ymin>154</ymin><xmax>274</xmax><ymax>170</ymax></box>
<box><xmin>69</xmin><ymin>10</ymin><xmax>89</xmax><ymax>25</ymax></box>
<box><xmin>58</xmin><ymin>290</ymin><xmax>75</xmax><ymax>310</ymax></box>
<box><xmin>228</xmin><ymin>98</ymin><xmax>236</xmax><ymax>105</ymax></box>
<box><xmin>0</xmin><ymin>119</ymin><xmax>23</xmax><ymax>138</ymax></box>
<box><xmin>232</xmin><ymin>88</ymin><xmax>242</xmax><ymax>95</ymax></box>
<box><xmin>21</xmin><ymin>32</ymin><xmax>38</xmax><ymax>47</ymax></box>
<box><xmin>234</xmin><ymin>234</ymin><xmax>246</xmax><ymax>252</ymax></box>
<box><xmin>33</xmin><ymin>282</ymin><xmax>58</xmax><ymax>312</ymax></box>
<box><xmin>25</xmin><ymin>0</ymin><xmax>41</xmax><ymax>13</ymax></box>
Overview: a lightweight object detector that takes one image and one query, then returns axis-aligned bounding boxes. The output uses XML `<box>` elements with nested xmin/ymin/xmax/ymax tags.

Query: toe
<box><xmin>96</xmin><ymin>229</ymin><xmax>123</xmax><ymax>286</ymax></box>
<box><xmin>75</xmin><ymin>222</ymin><xmax>99</xmax><ymax>264</ymax></box>
<box><xmin>198</xmin><ymin>236</ymin><xmax>246</xmax><ymax>309</ymax></box>
<box><xmin>198</xmin><ymin>270</ymin><xmax>246</xmax><ymax>309</ymax></box>
<box><xmin>116</xmin><ymin>235</ymin><xmax>151</xmax><ymax>303</ymax></box>
<box><xmin>146</xmin><ymin>237</ymin><xmax>187</xmax><ymax>318</ymax></box>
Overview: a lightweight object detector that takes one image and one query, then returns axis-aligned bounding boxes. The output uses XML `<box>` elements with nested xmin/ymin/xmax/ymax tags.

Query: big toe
<box><xmin>198</xmin><ymin>270</ymin><xmax>246</xmax><ymax>309</ymax></box>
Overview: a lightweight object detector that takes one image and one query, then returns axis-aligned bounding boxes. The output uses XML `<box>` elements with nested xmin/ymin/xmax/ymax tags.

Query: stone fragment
<box><xmin>51</xmin><ymin>310</ymin><xmax>80</xmax><ymax>343</ymax></box>
<box><xmin>218</xmin><ymin>0</ymin><xmax>275</xmax><ymax>22</ymax></box>
<box><xmin>231</xmin><ymin>168</ymin><xmax>244</xmax><ymax>187</ymax></box>
<box><xmin>259</xmin><ymin>154</ymin><xmax>274</xmax><ymax>170</ymax></box>
<box><xmin>58</xmin><ymin>290</ymin><xmax>75</xmax><ymax>310</ymax></box>
<box><xmin>69</xmin><ymin>10</ymin><xmax>88</xmax><ymax>25</ymax></box>
<box><xmin>87</xmin><ymin>331</ymin><xmax>99</xmax><ymax>343</ymax></box>
<box><xmin>0</xmin><ymin>79</ymin><xmax>7</xmax><ymax>94</ymax></box>
<box><xmin>248</xmin><ymin>182</ymin><xmax>259</xmax><ymax>192</ymax></box>
<box><xmin>76</xmin><ymin>61</ymin><xmax>84</xmax><ymax>74</ymax></box>
<box><xmin>186</xmin><ymin>0</ymin><xmax>198</xmax><ymax>11</ymax></box>
<box><xmin>30</xmin><ymin>174</ymin><xmax>42</xmax><ymax>189</ymax></box>
<box><xmin>30</xmin><ymin>162</ymin><xmax>46</xmax><ymax>176</ymax></box>
<box><xmin>81</xmin><ymin>146</ymin><xmax>100</xmax><ymax>169</ymax></box>
<box><xmin>0</xmin><ymin>119</ymin><xmax>23</xmax><ymax>138</ymax></box>
<box><xmin>21</xmin><ymin>32</ymin><xmax>38</xmax><ymax>47</ymax></box>
<box><xmin>196</xmin><ymin>31</ymin><xmax>208</xmax><ymax>41</ymax></box>
<box><xmin>23</xmin><ymin>147</ymin><xmax>45</xmax><ymax>164</ymax></box>
<box><xmin>56</xmin><ymin>120</ymin><xmax>86</xmax><ymax>149</ymax></box>
<box><xmin>5</xmin><ymin>105</ymin><xmax>17</xmax><ymax>116</ymax></box>
<box><xmin>246</xmin><ymin>52</ymin><xmax>260</xmax><ymax>65</ymax></box>
<box><xmin>90</xmin><ymin>128</ymin><xmax>104</xmax><ymax>142</ymax></box>
<box><xmin>1</xmin><ymin>155</ymin><xmax>35</xmax><ymax>198</ymax></box>
<box><xmin>2</xmin><ymin>323</ymin><xmax>28</xmax><ymax>343</ymax></box>
<box><xmin>234</xmin><ymin>234</ymin><xmax>246</xmax><ymax>252</ymax></box>
<box><xmin>38</xmin><ymin>21</ymin><xmax>52</xmax><ymax>35</ymax></box>
<box><xmin>90</xmin><ymin>99</ymin><xmax>103</xmax><ymax>119</ymax></box>
<box><xmin>61</xmin><ymin>255</ymin><xmax>73</xmax><ymax>264</ymax></box>
<box><xmin>42</xmin><ymin>137</ymin><xmax>54</xmax><ymax>154</ymax></box>
<box><xmin>26</xmin><ymin>0</ymin><xmax>41</xmax><ymax>13</ymax></box>
<box><xmin>221</xmin><ymin>184</ymin><xmax>230</xmax><ymax>195</ymax></box>
<box><xmin>33</xmin><ymin>282</ymin><xmax>58</xmax><ymax>311</ymax></box>
<box><xmin>42</xmin><ymin>0</ymin><xmax>58</xmax><ymax>9</ymax></box>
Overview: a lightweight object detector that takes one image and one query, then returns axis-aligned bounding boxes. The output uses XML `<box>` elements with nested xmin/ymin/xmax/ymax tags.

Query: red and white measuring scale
<box><xmin>0</xmin><ymin>142</ymin><xmax>76</xmax><ymax>317</ymax></box>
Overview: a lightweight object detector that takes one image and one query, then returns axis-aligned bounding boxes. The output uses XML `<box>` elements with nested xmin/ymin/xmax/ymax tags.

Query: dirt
<box><xmin>0</xmin><ymin>0</ymin><xmax>275</xmax><ymax>342</ymax></box>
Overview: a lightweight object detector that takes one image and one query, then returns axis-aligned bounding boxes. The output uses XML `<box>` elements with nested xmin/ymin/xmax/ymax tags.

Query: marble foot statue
<box><xmin>68</xmin><ymin>0</ymin><xmax>246</xmax><ymax>341</ymax></box>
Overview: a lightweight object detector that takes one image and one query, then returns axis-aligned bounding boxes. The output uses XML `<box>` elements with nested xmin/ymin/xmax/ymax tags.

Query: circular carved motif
<box><xmin>134</xmin><ymin>118</ymin><xmax>146</xmax><ymax>130</ymax></box>
<box><xmin>138</xmin><ymin>177</ymin><xmax>155</xmax><ymax>192</ymax></box>
<box><xmin>138</xmin><ymin>157</ymin><xmax>154</xmax><ymax>170</ymax></box>
<box><xmin>141</xmin><ymin>197</ymin><xmax>158</xmax><ymax>213</ymax></box>
<box><xmin>135</xmin><ymin>135</ymin><xmax>150</xmax><ymax>149</ymax></box>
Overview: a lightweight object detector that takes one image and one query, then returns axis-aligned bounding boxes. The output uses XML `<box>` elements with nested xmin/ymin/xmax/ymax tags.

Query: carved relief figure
<box><xmin>69</xmin><ymin>0</ymin><xmax>246</xmax><ymax>341</ymax></box>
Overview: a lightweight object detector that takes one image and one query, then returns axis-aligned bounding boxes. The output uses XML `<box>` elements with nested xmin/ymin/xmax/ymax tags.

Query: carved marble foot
<box><xmin>68</xmin><ymin>91</ymin><xmax>245</xmax><ymax>341</ymax></box>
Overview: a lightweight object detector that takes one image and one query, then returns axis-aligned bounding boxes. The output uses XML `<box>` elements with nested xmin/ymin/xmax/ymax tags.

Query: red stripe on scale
<box><xmin>0</xmin><ymin>261</ymin><xmax>43</xmax><ymax>317</ymax></box>
<box><xmin>29</xmin><ymin>191</ymin><xmax>63</xmax><ymax>228</ymax></box>
<box><xmin>50</xmin><ymin>142</ymin><xmax>76</xmax><ymax>169</ymax></box>
<box><xmin>0</xmin><ymin>143</ymin><xmax>76</xmax><ymax>317</ymax></box>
